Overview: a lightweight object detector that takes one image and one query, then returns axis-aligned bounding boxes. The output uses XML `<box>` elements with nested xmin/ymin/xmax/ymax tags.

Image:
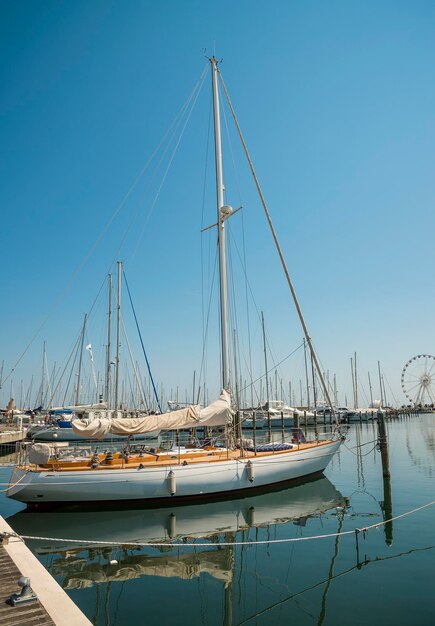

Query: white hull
<box><xmin>268</xmin><ymin>415</ymin><xmax>294</xmax><ymax>428</ymax></box>
<box><xmin>251</xmin><ymin>411</ymin><xmax>295</xmax><ymax>428</ymax></box>
<box><xmin>7</xmin><ymin>439</ymin><xmax>341</xmax><ymax>505</ymax></box>
<box><xmin>241</xmin><ymin>416</ymin><xmax>267</xmax><ymax>429</ymax></box>
<box><xmin>346</xmin><ymin>410</ymin><xmax>378</xmax><ymax>422</ymax></box>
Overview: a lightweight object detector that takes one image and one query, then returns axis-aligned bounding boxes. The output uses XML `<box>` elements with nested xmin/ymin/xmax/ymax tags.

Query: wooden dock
<box><xmin>0</xmin><ymin>516</ymin><xmax>91</xmax><ymax>625</ymax></box>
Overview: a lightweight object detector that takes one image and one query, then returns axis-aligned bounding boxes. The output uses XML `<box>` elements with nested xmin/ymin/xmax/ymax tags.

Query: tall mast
<box><xmin>303</xmin><ymin>338</ymin><xmax>311</xmax><ymax>409</ymax></box>
<box><xmin>261</xmin><ymin>311</ymin><xmax>270</xmax><ymax>407</ymax></box>
<box><xmin>351</xmin><ymin>356</ymin><xmax>355</xmax><ymax>410</ymax></box>
<box><xmin>45</xmin><ymin>351</ymin><xmax>53</xmax><ymax>408</ymax></box>
<box><xmin>75</xmin><ymin>314</ymin><xmax>87</xmax><ymax>406</ymax></box>
<box><xmin>40</xmin><ymin>341</ymin><xmax>45</xmax><ymax>408</ymax></box>
<box><xmin>311</xmin><ymin>352</ymin><xmax>318</xmax><ymax>409</ymax></box>
<box><xmin>382</xmin><ymin>375</ymin><xmax>388</xmax><ymax>408</ymax></box>
<box><xmin>114</xmin><ymin>261</ymin><xmax>122</xmax><ymax>412</ymax></box>
<box><xmin>28</xmin><ymin>375</ymin><xmax>33</xmax><ymax>409</ymax></box>
<box><xmin>378</xmin><ymin>360</ymin><xmax>384</xmax><ymax>407</ymax></box>
<box><xmin>105</xmin><ymin>273</ymin><xmax>112</xmax><ymax>409</ymax></box>
<box><xmin>210</xmin><ymin>56</ymin><xmax>230</xmax><ymax>391</ymax></box>
<box><xmin>354</xmin><ymin>352</ymin><xmax>359</xmax><ymax>409</ymax></box>
<box><xmin>233</xmin><ymin>331</ymin><xmax>243</xmax><ymax>454</ymax></box>
<box><xmin>368</xmin><ymin>371</ymin><xmax>374</xmax><ymax>407</ymax></box>
<box><xmin>50</xmin><ymin>362</ymin><xmax>56</xmax><ymax>407</ymax></box>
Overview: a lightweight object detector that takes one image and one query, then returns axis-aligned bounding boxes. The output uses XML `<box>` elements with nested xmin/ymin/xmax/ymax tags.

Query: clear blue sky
<box><xmin>1</xmin><ymin>0</ymin><xmax>434</xmax><ymax>408</ymax></box>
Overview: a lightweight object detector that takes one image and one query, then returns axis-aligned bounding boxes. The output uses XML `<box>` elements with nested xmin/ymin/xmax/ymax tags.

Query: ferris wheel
<box><xmin>401</xmin><ymin>354</ymin><xmax>435</xmax><ymax>406</ymax></box>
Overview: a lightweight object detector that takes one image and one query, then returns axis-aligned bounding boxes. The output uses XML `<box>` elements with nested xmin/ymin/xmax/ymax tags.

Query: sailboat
<box><xmin>7</xmin><ymin>57</ymin><xmax>342</xmax><ymax>506</ymax></box>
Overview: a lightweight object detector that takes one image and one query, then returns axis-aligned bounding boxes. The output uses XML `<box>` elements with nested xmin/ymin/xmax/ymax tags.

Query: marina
<box><xmin>1</xmin><ymin>2</ymin><xmax>435</xmax><ymax>625</ymax></box>
<box><xmin>0</xmin><ymin>414</ymin><xmax>434</xmax><ymax>625</ymax></box>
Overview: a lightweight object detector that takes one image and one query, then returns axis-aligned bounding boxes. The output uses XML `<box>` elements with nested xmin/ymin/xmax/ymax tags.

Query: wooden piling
<box><xmin>377</xmin><ymin>412</ymin><xmax>393</xmax><ymax>546</ymax></box>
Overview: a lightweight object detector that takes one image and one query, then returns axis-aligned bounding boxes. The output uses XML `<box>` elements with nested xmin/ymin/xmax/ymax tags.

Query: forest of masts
<box><xmin>0</xmin><ymin>344</ymin><xmax>392</xmax><ymax>413</ymax></box>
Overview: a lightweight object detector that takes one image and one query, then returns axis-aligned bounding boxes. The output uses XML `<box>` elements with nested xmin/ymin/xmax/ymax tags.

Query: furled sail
<box><xmin>71</xmin><ymin>390</ymin><xmax>232</xmax><ymax>439</ymax></box>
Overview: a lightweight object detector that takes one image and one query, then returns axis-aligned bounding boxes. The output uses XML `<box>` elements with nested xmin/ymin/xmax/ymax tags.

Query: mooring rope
<box><xmin>0</xmin><ymin>472</ymin><xmax>28</xmax><ymax>493</ymax></box>
<box><xmin>343</xmin><ymin>439</ymin><xmax>379</xmax><ymax>457</ymax></box>
<box><xmin>5</xmin><ymin>499</ymin><xmax>434</xmax><ymax>549</ymax></box>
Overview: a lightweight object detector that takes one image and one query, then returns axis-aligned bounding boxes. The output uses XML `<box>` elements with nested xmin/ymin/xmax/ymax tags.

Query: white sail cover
<box><xmin>71</xmin><ymin>390</ymin><xmax>232</xmax><ymax>439</ymax></box>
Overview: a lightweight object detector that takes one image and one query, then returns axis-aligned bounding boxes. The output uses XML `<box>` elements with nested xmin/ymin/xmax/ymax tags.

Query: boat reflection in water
<box><xmin>8</xmin><ymin>477</ymin><xmax>346</xmax><ymax>587</ymax></box>
<box><xmin>8</xmin><ymin>476</ymin><xmax>349</xmax><ymax>624</ymax></box>
<box><xmin>48</xmin><ymin>548</ymin><xmax>234</xmax><ymax>590</ymax></box>
<box><xmin>8</xmin><ymin>476</ymin><xmax>345</xmax><ymax>551</ymax></box>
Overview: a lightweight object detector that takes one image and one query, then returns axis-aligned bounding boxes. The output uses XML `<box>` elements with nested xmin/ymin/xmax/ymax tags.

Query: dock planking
<box><xmin>0</xmin><ymin>543</ymin><xmax>55</xmax><ymax>626</ymax></box>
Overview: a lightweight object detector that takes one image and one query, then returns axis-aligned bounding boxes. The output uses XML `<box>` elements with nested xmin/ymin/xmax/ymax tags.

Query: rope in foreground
<box><xmin>7</xmin><ymin>499</ymin><xmax>435</xmax><ymax>549</ymax></box>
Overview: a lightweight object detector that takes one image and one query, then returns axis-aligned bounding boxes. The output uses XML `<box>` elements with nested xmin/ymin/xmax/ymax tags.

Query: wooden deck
<box><xmin>0</xmin><ymin>542</ymin><xmax>55</xmax><ymax>626</ymax></box>
<box><xmin>24</xmin><ymin>439</ymin><xmax>334</xmax><ymax>473</ymax></box>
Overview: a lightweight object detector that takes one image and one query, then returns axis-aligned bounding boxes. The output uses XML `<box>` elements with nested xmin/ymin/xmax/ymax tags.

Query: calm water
<box><xmin>1</xmin><ymin>415</ymin><xmax>434</xmax><ymax>625</ymax></box>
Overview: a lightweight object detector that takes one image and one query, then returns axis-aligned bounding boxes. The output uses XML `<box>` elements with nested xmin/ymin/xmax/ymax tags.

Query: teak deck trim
<box><xmin>21</xmin><ymin>439</ymin><xmax>336</xmax><ymax>473</ymax></box>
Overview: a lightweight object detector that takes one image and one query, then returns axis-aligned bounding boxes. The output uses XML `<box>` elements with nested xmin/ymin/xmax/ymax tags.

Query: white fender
<box><xmin>246</xmin><ymin>460</ymin><xmax>254</xmax><ymax>482</ymax></box>
<box><xmin>167</xmin><ymin>513</ymin><xmax>176</xmax><ymax>538</ymax></box>
<box><xmin>167</xmin><ymin>470</ymin><xmax>176</xmax><ymax>495</ymax></box>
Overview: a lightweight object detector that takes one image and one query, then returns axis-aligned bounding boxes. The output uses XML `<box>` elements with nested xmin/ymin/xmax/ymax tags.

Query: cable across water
<box><xmin>4</xmin><ymin>499</ymin><xmax>434</xmax><ymax>549</ymax></box>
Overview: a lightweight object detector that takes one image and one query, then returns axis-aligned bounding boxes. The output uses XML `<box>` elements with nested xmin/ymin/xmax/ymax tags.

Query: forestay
<box><xmin>71</xmin><ymin>390</ymin><xmax>232</xmax><ymax>439</ymax></box>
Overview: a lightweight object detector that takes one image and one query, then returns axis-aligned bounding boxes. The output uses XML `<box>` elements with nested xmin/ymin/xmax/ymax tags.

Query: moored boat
<box><xmin>7</xmin><ymin>57</ymin><xmax>342</xmax><ymax>507</ymax></box>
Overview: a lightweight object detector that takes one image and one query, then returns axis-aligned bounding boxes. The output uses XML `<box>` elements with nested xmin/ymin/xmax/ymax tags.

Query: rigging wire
<box><xmin>381</xmin><ymin>368</ymin><xmax>399</xmax><ymax>406</ymax></box>
<box><xmin>2</xmin><ymin>65</ymin><xmax>209</xmax><ymax>388</ymax></box>
<box><xmin>199</xmin><ymin>88</ymin><xmax>213</xmax><ymax>405</ymax></box>
<box><xmin>128</xmin><ymin>63</ymin><xmax>209</xmax><ymax>264</ymax></box>
<box><xmin>236</xmin><ymin>543</ymin><xmax>435</xmax><ymax>626</ymax></box>
<box><xmin>227</xmin><ymin>230</ymin><xmax>303</xmax><ymax>404</ymax></box>
<box><xmin>221</xmin><ymin>96</ymin><xmax>256</xmax><ymax>406</ymax></box>
<box><xmin>122</xmin><ymin>271</ymin><xmax>161</xmax><ymax>413</ymax></box>
<box><xmin>121</xmin><ymin>317</ymin><xmax>149</xmax><ymax>412</ymax></box>
<box><xmin>218</xmin><ymin>69</ymin><xmax>336</xmax><ymax>420</ymax></box>
<box><xmin>62</xmin><ymin>325</ymin><xmax>85</xmax><ymax>407</ymax></box>
<box><xmin>46</xmin><ymin>333</ymin><xmax>81</xmax><ymax>408</ymax></box>
<box><xmin>239</xmin><ymin>341</ymin><xmax>304</xmax><ymax>396</ymax></box>
<box><xmin>197</xmin><ymin>245</ymin><xmax>219</xmax><ymax>400</ymax></box>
